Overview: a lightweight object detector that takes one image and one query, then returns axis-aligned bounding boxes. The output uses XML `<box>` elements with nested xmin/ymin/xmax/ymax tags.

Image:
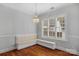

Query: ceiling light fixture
<box><xmin>32</xmin><ymin>3</ymin><xmax>39</xmax><ymax>23</ymax></box>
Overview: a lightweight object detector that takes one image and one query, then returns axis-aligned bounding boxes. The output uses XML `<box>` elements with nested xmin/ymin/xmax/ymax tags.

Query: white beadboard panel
<box><xmin>16</xmin><ymin>34</ymin><xmax>37</xmax><ymax>49</ymax></box>
<box><xmin>56</xmin><ymin>46</ymin><xmax>78</xmax><ymax>55</ymax></box>
<box><xmin>0</xmin><ymin>45</ymin><xmax>16</xmax><ymax>53</ymax></box>
<box><xmin>0</xmin><ymin>35</ymin><xmax>15</xmax><ymax>50</ymax></box>
<box><xmin>69</xmin><ymin>35</ymin><xmax>79</xmax><ymax>51</ymax></box>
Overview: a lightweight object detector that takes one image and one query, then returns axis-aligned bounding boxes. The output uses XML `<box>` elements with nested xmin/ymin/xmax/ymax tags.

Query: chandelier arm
<box><xmin>33</xmin><ymin>3</ymin><xmax>39</xmax><ymax>23</ymax></box>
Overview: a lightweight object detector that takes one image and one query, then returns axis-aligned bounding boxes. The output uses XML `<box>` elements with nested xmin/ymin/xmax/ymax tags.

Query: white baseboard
<box><xmin>56</xmin><ymin>46</ymin><xmax>78</xmax><ymax>55</ymax></box>
<box><xmin>66</xmin><ymin>48</ymin><xmax>78</xmax><ymax>55</ymax></box>
<box><xmin>0</xmin><ymin>45</ymin><xmax>16</xmax><ymax>53</ymax></box>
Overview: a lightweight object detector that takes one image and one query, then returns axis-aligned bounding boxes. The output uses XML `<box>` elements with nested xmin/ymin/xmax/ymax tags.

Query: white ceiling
<box><xmin>1</xmin><ymin>3</ymin><xmax>71</xmax><ymax>16</ymax></box>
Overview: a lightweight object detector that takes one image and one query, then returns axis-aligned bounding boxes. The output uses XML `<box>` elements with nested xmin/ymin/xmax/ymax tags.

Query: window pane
<box><xmin>57</xmin><ymin>32</ymin><xmax>60</xmax><ymax>37</ymax></box>
<box><xmin>60</xmin><ymin>32</ymin><xmax>62</xmax><ymax>37</ymax></box>
<box><xmin>57</xmin><ymin>32</ymin><xmax>62</xmax><ymax>38</ymax></box>
<box><xmin>43</xmin><ymin>20</ymin><xmax>48</xmax><ymax>26</ymax></box>
<box><xmin>49</xmin><ymin>25</ymin><xmax>55</xmax><ymax>27</ymax></box>
<box><xmin>49</xmin><ymin>31</ymin><xmax>55</xmax><ymax>37</ymax></box>
<box><xmin>56</xmin><ymin>27</ymin><xmax>61</xmax><ymax>32</ymax></box>
<box><xmin>49</xmin><ymin>27</ymin><xmax>55</xmax><ymax>31</ymax></box>
<box><xmin>62</xmin><ymin>28</ymin><xmax>64</xmax><ymax>32</ymax></box>
<box><xmin>49</xmin><ymin>31</ymin><xmax>53</xmax><ymax>36</ymax></box>
<box><xmin>57</xmin><ymin>17</ymin><xmax>64</xmax><ymax>23</ymax></box>
<box><xmin>49</xmin><ymin>19</ymin><xmax>55</xmax><ymax>28</ymax></box>
<box><xmin>43</xmin><ymin>28</ymin><xmax>48</xmax><ymax>31</ymax></box>
<box><xmin>43</xmin><ymin>31</ymin><xmax>48</xmax><ymax>36</ymax></box>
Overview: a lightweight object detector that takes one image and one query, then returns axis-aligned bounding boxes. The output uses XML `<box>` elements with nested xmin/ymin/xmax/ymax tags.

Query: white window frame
<box><xmin>41</xmin><ymin>16</ymin><xmax>66</xmax><ymax>41</ymax></box>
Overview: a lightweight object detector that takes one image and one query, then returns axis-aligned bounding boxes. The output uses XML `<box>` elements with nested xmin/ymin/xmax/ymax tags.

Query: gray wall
<box><xmin>37</xmin><ymin>4</ymin><xmax>79</xmax><ymax>51</ymax></box>
<box><xmin>14</xmin><ymin>10</ymin><xmax>36</xmax><ymax>35</ymax></box>
<box><xmin>0</xmin><ymin>3</ymin><xmax>79</xmax><ymax>52</ymax></box>
<box><xmin>0</xmin><ymin>5</ymin><xmax>15</xmax><ymax>50</ymax></box>
<box><xmin>0</xmin><ymin>5</ymin><xmax>36</xmax><ymax>50</ymax></box>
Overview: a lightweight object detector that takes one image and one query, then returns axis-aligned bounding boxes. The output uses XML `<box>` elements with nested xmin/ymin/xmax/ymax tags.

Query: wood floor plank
<box><xmin>0</xmin><ymin>44</ymin><xmax>77</xmax><ymax>56</ymax></box>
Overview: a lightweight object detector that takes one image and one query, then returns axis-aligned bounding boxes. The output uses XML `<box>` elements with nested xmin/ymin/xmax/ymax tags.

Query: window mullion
<box><xmin>48</xmin><ymin>19</ymin><xmax>49</xmax><ymax>37</ymax></box>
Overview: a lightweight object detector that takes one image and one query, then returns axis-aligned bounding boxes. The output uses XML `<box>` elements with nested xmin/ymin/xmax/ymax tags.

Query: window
<box><xmin>42</xmin><ymin>16</ymin><xmax>65</xmax><ymax>40</ymax></box>
<box><xmin>56</xmin><ymin>17</ymin><xmax>65</xmax><ymax>39</ymax></box>
<box><xmin>49</xmin><ymin>18</ymin><xmax>56</xmax><ymax>38</ymax></box>
<box><xmin>42</xmin><ymin>19</ymin><xmax>48</xmax><ymax>37</ymax></box>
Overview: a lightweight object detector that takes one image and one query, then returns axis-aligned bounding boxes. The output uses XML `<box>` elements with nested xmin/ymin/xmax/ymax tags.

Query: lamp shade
<box><xmin>32</xmin><ymin>16</ymin><xmax>39</xmax><ymax>23</ymax></box>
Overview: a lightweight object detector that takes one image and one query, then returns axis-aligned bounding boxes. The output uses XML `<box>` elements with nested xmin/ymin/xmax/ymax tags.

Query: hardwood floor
<box><xmin>0</xmin><ymin>44</ymin><xmax>76</xmax><ymax>56</ymax></box>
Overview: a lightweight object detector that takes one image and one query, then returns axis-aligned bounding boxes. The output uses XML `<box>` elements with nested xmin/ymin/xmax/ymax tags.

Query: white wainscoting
<box><xmin>55</xmin><ymin>35</ymin><xmax>79</xmax><ymax>55</ymax></box>
<box><xmin>16</xmin><ymin>34</ymin><xmax>37</xmax><ymax>50</ymax></box>
<box><xmin>69</xmin><ymin>35</ymin><xmax>79</xmax><ymax>55</ymax></box>
<box><xmin>0</xmin><ymin>34</ymin><xmax>16</xmax><ymax>53</ymax></box>
<box><xmin>69</xmin><ymin>35</ymin><xmax>79</xmax><ymax>39</ymax></box>
<box><xmin>56</xmin><ymin>46</ymin><xmax>78</xmax><ymax>55</ymax></box>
